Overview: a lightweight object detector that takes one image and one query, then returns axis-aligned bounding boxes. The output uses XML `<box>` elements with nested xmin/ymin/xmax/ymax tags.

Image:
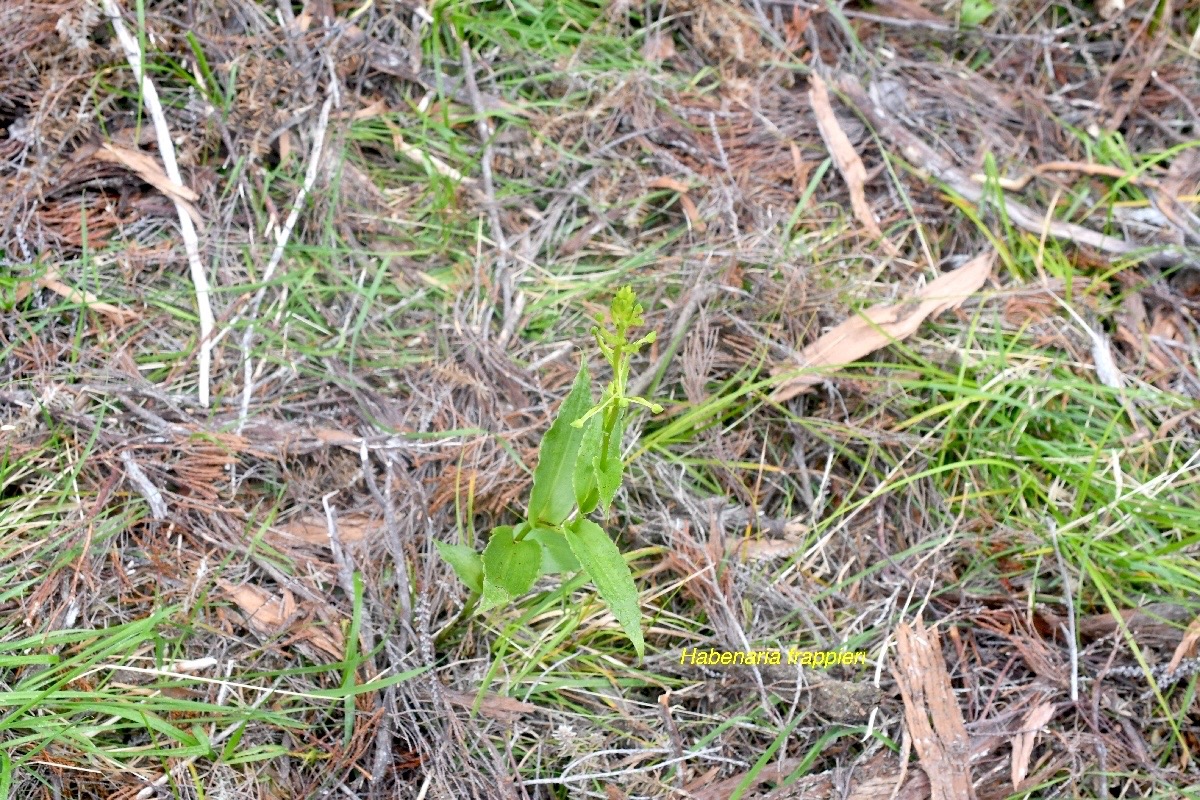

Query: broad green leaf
<box><xmin>434</xmin><ymin>540</ymin><xmax>484</xmax><ymax>594</ymax></box>
<box><xmin>573</xmin><ymin>414</ymin><xmax>602</xmax><ymax>515</ymax></box>
<box><xmin>481</xmin><ymin>577</ymin><xmax>507</xmax><ymax>612</ymax></box>
<box><xmin>594</xmin><ymin>414</ymin><xmax>625</xmax><ymax>514</ymax></box>
<box><xmin>527</xmin><ymin>361</ymin><xmax>592</xmax><ymax>526</ymax></box>
<box><xmin>525</xmin><ymin>527</ymin><xmax>581</xmax><ymax>574</ymax></box>
<box><xmin>564</xmin><ymin>519</ymin><xmax>644</xmax><ymax>658</ymax></box>
<box><xmin>481</xmin><ymin>525</ymin><xmax>541</xmax><ymax>606</ymax></box>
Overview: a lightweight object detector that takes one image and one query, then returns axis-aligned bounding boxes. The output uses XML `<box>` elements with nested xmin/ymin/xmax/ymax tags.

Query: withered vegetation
<box><xmin>3</xmin><ymin>0</ymin><xmax>1200</xmax><ymax>797</ymax></box>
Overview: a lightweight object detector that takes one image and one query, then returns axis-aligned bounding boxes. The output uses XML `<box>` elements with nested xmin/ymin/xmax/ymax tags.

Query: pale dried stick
<box><xmin>459</xmin><ymin>42</ymin><xmax>507</xmax><ymax>258</ymax></box>
<box><xmin>1049</xmin><ymin>520</ymin><xmax>1079</xmax><ymax>702</ymax></box>
<box><xmin>840</xmin><ymin>75</ymin><xmax>1200</xmax><ymax>270</ymax></box>
<box><xmin>460</xmin><ymin>41</ymin><xmax>515</xmax><ymax>342</ymax></box>
<box><xmin>119</xmin><ymin>450</ymin><xmax>168</xmax><ymax>520</ymax></box>
<box><xmin>235</xmin><ymin>95</ymin><xmax>333</xmax><ymax>433</ymax></box>
<box><xmin>101</xmin><ymin>0</ymin><xmax>214</xmax><ymax>406</ymax></box>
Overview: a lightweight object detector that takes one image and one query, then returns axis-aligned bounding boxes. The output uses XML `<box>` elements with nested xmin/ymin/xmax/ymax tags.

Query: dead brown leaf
<box><xmin>220</xmin><ymin>580</ymin><xmax>295</xmax><ymax>633</ymax></box>
<box><xmin>1149</xmin><ymin>306</ymin><xmax>1184</xmax><ymax>342</ymax></box>
<box><xmin>726</xmin><ymin>527</ymin><xmax>806</xmax><ymax>561</ymax></box>
<box><xmin>218</xmin><ymin>580</ymin><xmax>344</xmax><ymax>659</ymax></box>
<box><xmin>647</xmin><ymin>175</ymin><xmax>707</xmax><ymax>233</ymax></box>
<box><xmin>871</xmin><ymin>0</ymin><xmax>944</xmax><ymax>22</ymax></box>
<box><xmin>442</xmin><ymin>689</ymin><xmax>538</xmax><ymax>722</ymax></box>
<box><xmin>1010</xmin><ymin>701</ymin><xmax>1056</xmax><ymax>789</ymax></box>
<box><xmin>1167</xmin><ymin>614</ymin><xmax>1200</xmax><ymax>673</ymax></box>
<box><xmin>312</xmin><ymin>426</ymin><xmax>362</xmax><ymax>446</ymax></box>
<box><xmin>93</xmin><ymin>143</ymin><xmax>205</xmax><ymax>229</ymax></box>
<box><xmin>641</xmin><ymin>31</ymin><xmax>676</xmax><ymax>63</ymax></box>
<box><xmin>353</xmin><ymin>98</ymin><xmax>388</xmax><ymax>120</ymax></box>
<box><xmin>274</xmin><ymin>513</ymin><xmax>376</xmax><ymax>547</ymax></box>
<box><xmin>15</xmin><ymin>269</ymin><xmax>137</xmax><ymax>323</ymax></box>
<box><xmin>809</xmin><ymin>73</ymin><xmax>898</xmax><ymax>256</ymax></box>
<box><xmin>278</xmin><ymin>129</ymin><xmax>293</xmax><ymax>167</ymax></box>
<box><xmin>771</xmin><ymin>252</ymin><xmax>994</xmax><ymax>402</ymax></box>
<box><xmin>94</xmin><ymin>143</ymin><xmax>200</xmax><ymax>202</ymax></box>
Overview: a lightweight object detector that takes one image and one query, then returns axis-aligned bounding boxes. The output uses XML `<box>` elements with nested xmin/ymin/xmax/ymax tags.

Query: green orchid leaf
<box><xmin>480</xmin><ymin>579</ymin><xmax>506</xmax><ymax>611</ymax></box>
<box><xmin>527</xmin><ymin>361</ymin><xmax>592</xmax><ymax>527</ymax></box>
<box><xmin>525</xmin><ymin>527</ymin><xmax>582</xmax><ymax>574</ymax></box>
<box><xmin>573</xmin><ymin>413</ymin><xmax>602</xmax><ymax>515</ymax></box>
<box><xmin>434</xmin><ymin>540</ymin><xmax>484</xmax><ymax>594</ymax></box>
<box><xmin>481</xmin><ymin>525</ymin><xmax>541</xmax><ymax>607</ymax></box>
<box><xmin>576</xmin><ymin>484</ymin><xmax>600</xmax><ymax>517</ymax></box>
<box><xmin>564</xmin><ymin>518</ymin><xmax>644</xmax><ymax>658</ymax></box>
<box><xmin>594</xmin><ymin>414</ymin><xmax>625</xmax><ymax>514</ymax></box>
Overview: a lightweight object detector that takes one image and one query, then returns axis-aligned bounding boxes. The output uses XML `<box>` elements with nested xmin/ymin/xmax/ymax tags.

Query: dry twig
<box><xmin>16</xmin><ymin>270</ymin><xmax>136</xmax><ymax>323</ymax></box>
<box><xmin>119</xmin><ymin>450</ymin><xmax>168</xmax><ymax>521</ymax></box>
<box><xmin>460</xmin><ymin>41</ymin><xmax>516</xmax><ymax>344</ymax></box>
<box><xmin>235</xmin><ymin>96</ymin><xmax>334</xmax><ymax>433</ymax></box>
<box><xmin>100</xmin><ymin>0</ymin><xmax>214</xmax><ymax>406</ymax></box>
<box><xmin>839</xmin><ymin>76</ymin><xmax>1199</xmax><ymax>270</ymax></box>
<box><xmin>1049</xmin><ymin>521</ymin><xmax>1079</xmax><ymax>702</ymax></box>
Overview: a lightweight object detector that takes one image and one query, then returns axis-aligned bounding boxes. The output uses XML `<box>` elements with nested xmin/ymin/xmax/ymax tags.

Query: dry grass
<box><xmin>3</xmin><ymin>0</ymin><xmax>1200</xmax><ymax>797</ymax></box>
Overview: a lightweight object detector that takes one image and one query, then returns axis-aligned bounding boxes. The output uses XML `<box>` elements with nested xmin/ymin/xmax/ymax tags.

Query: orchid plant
<box><xmin>437</xmin><ymin>287</ymin><xmax>661</xmax><ymax>657</ymax></box>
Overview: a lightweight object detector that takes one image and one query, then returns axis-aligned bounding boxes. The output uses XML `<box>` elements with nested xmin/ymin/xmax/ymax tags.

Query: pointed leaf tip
<box><xmin>564</xmin><ymin>519</ymin><xmax>644</xmax><ymax>658</ymax></box>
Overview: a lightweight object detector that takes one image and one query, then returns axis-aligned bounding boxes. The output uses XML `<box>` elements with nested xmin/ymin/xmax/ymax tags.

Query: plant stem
<box><xmin>599</xmin><ymin>341</ymin><xmax>627</xmax><ymax>469</ymax></box>
<box><xmin>435</xmin><ymin>588</ymin><xmax>480</xmax><ymax>647</ymax></box>
<box><xmin>599</xmin><ymin>402</ymin><xmax>618</xmax><ymax>472</ymax></box>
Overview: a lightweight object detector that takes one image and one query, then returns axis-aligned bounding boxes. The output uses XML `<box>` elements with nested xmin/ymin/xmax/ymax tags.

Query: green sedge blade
<box><xmin>564</xmin><ymin>518</ymin><xmax>644</xmax><ymax>658</ymax></box>
<box><xmin>527</xmin><ymin>361</ymin><xmax>592</xmax><ymax>527</ymax></box>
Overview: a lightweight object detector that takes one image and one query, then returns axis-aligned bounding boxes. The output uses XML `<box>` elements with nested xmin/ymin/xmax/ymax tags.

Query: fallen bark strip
<box><xmin>894</xmin><ymin>620</ymin><xmax>976</xmax><ymax>800</ymax></box>
<box><xmin>836</xmin><ymin>75</ymin><xmax>1199</xmax><ymax>270</ymax></box>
